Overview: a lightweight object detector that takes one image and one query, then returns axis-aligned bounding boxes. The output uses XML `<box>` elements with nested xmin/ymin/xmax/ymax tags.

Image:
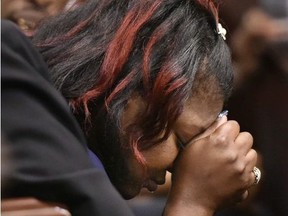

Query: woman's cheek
<box><xmin>143</xmin><ymin>134</ymin><xmax>179</xmax><ymax>170</ymax></box>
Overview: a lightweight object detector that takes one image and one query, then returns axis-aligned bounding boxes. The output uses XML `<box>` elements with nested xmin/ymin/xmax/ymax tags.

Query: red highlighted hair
<box><xmin>34</xmin><ymin>0</ymin><xmax>232</xmax><ymax>167</ymax></box>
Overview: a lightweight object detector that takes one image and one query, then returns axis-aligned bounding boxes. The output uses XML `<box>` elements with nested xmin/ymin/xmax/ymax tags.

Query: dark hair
<box><xmin>33</xmin><ymin>0</ymin><xmax>233</xmax><ymax>164</ymax></box>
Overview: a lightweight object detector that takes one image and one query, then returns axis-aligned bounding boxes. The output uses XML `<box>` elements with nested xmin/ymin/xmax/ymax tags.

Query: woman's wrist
<box><xmin>163</xmin><ymin>203</ymin><xmax>214</xmax><ymax>216</ymax></box>
<box><xmin>163</xmin><ymin>195</ymin><xmax>215</xmax><ymax>216</ymax></box>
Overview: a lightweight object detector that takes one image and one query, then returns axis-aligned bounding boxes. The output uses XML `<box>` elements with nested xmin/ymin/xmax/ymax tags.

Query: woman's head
<box><xmin>33</xmin><ymin>0</ymin><xmax>233</xmax><ymax>198</ymax></box>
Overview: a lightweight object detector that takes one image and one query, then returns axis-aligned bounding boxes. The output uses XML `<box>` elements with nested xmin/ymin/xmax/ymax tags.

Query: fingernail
<box><xmin>218</xmin><ymin>110</ymin><xmax>228</xmax><ymax>118</ymax></box>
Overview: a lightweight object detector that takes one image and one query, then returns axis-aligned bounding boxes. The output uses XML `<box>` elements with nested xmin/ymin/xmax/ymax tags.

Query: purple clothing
<box><xmin>88</xmin><ymin>149</ymin><xmax>105</xmax><ymax>171</ymax></box>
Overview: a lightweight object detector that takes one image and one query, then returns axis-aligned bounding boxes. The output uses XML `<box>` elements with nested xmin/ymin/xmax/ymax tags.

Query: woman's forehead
<box><xmin>173</xmin><ymin>94</ymin><xmax>223</xmax><ymax>137</ymax></box>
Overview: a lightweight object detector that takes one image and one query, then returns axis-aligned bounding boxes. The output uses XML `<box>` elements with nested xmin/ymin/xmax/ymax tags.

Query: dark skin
<box><xmin>165</xmin><ymin>116</ymin><xmax>256</xmax><ymax>215</ymax></box>
<box><xmin>87</xmin><ymin>84</ymin><xmax>257</xmax><ymax>215</ymax></box>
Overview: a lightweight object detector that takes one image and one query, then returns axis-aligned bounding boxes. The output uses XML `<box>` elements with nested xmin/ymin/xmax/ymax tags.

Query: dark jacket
<box><xmin>1</xmin><ymin>20</ymin><xmax>133</xmax><ymax>216</ymax></box>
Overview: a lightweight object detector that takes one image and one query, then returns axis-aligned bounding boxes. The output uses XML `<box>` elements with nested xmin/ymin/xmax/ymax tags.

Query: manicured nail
<box><xmin>218</xmin><ymin>110</ymin><xmax>228</xmax><ymax>118</ymax></box>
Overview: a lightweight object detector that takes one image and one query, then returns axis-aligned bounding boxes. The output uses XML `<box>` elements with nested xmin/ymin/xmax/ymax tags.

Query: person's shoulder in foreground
<box><xmin>1</xmin><ymin>19</ymin><xmax>134</xmax><ymax>216</ymax></box>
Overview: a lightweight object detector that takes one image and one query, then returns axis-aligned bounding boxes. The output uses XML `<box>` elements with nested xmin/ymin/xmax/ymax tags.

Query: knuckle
<box><xmin>249</xmin><ymin>149</ymin><xmax>258</xmax><ymax>161</ymax></box>
<box><xmin>241</xmin><ymin>132</ymin><xmax>253</xmax><ymax>144</ymax></box>
<box><xmin>213</xmin><ymin>134</ymin><xmax>229</xmax><ymax>146</ymax></box>
<box><xmin>235</xmin><ymin>162</ymin><xmax>246</xmax><ymax>174</ymax></box>
<box><xmin>242</xmin><ymin>172</ymin><xmax>255</xmax><ymax>188</ymax></box>
<box><xmin>239</xmin><ymin>172</ymin><xmax>251</xmax><ymax>188</ymax></box>
<box><xmin>241</xmin><ymin>131</ymin><xmax>253</xmax><ymax>140</ymax></box>
<box><xmin>241</xmin><ymin>190</ymin><xmax>249</xmax><ymax>201</ymax></box>
<box><xmin>228</xmin><ymin>120</ymin><xmax>240</xmax><ymax>130</ymax></box>
<box><xmin>226</xmin><ymin>151</ymin><xmax>238</xmax><ymax>163</ymax></box>
<box><xmin>251</xmin><ymin>148</ymin><xmax>258</xmax><ymax>157</ymax></box>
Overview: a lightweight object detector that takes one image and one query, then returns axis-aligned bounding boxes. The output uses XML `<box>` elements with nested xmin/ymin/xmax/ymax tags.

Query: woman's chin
<box><xmin>119</xmin><ymin>185</ymin><xmax>142</xmax><ymax>200</ymax></box>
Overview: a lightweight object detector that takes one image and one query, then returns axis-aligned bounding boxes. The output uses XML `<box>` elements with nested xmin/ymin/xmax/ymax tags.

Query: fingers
<box><xmin>235</xmin><ymin>132</ymin><xmax>257</xmax><ymax>188</ymax></box>
<box><xmin>235</xmin><ymin>131</ymin><xmax>254</xmax><ymax>155</ymax></box>
<box><xmin>216</xmin><ymin>115</ymin><xmax>228</xmax><ymax>126</ymax></box>
<box><xmin>213</xmin><ymin>120</ymin><xmax>240</xmax><ymax>141</ymax></box>
<box><xmin>245</xmin><ymin>149</ymin><xmax>259</xmax><ymax>187</ymax></box>
<box><xmin>170</xmin><ymin>115</ymin><xmax>260</xmax><ymax>210</ymax></box>
<box><xmin>246</xmin><ymin>149</ymin><xmax>258</xmax><ymax>171</ymax></box>
<box><xmin>234</xmin><ymin>149</ymin><xmax>258</xmax><ymax>190</ymax></box>
<box><xmin>209</xmin><ymin>120</ymin><xmax>259</xmax><ymax>190</ymax></box>
<box><xmin>240</xmin><ymin>190</ymin><xmax>249</xmax><ymax>202</ymax></box>
<box><xmin>190</xmin><ymin>116</ymin><xmax>228</xmax><ymax>143</ymax></box>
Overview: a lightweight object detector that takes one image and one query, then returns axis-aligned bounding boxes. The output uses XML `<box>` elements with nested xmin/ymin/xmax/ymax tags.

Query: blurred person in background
<box><xmin>1</xmin><ymin>0</ymin><xmax>85</xmax><ymax>36</ymax></box>
<box><xmin>219</xmin><ymin>0</ymin><xmax>259</xmax><ymax>39</ymax></box>
<box><xmin>129</xmin><ymin>2</ymin><xmax>288</xmax><ymax>215</ymax></box>
<box><xmin>220</xmin><ymin>1</ymin><xmax>288</xmax><ymax>216</ymax></box>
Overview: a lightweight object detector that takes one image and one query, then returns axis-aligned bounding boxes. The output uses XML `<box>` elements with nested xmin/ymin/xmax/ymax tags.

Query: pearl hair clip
<box><xmin>217</xmin><ymin>23</ymin><xmax>227</xmax><ymax>40</ymax></box>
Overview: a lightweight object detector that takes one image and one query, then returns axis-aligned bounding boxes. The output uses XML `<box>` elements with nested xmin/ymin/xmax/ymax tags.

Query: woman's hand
<box><xmin>164</xmin><ymin>116</ymin><xmax>257</xmax><ymax>216</ymax></box>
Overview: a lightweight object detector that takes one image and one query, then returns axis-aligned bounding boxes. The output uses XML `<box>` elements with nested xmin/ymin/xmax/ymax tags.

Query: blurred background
<box><xmin>2</xmin><ymin>0</ymin><xmax>288</xmax><ymax>216</ymax></box>
<box><xmin>220</xmin><ymin>1</ymin><xmax>288</xmax><ymax>216</ymax></box>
